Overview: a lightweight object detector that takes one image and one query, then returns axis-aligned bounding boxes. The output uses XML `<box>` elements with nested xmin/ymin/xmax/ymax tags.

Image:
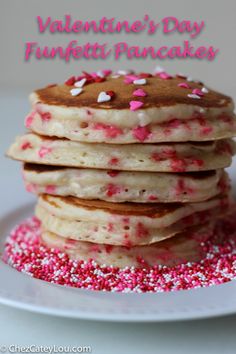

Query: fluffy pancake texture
<box><xmin>41</xmin><ymin>223</ymin><xmax>214</xmax><ymax>268</ymax></box>
<box><xmin>27</xmin><ymin>73</ymin><xmax>235</xmax><ymax>143</ymax></box>
<box><xmin>7</xmin><ymin>133</ymin><xmax>235</xmax><ymax>172</ymax></box>
<box><xmin>35</xmin><ymin>194</ymin><xmax>231</xmax><ymax>246</ymax></box>
<box><xmin>25</xmin><ymin>109</ymin><xmax>236</xmax><ymax>144</ymax></box>
<box><xmin>23</xmin><ymin>164</ymin><xmax>229</xmax><ymax>203</ymax></box>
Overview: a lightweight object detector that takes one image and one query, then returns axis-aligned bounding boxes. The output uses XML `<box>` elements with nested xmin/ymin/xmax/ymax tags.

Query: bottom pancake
<box><xmin>35</xmin><ymin>194</ymin><xmax>232</xmax><ymax>246</ymax></box>
<box><xmin>40</xmin><ymin>223</ymin><xmax>214</xmax><ymax>268</ymax></box>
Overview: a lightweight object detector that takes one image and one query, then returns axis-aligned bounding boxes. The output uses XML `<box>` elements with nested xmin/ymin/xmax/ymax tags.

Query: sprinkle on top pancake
<box><xmin>34</xmin><ymin>74</ymin><xmax>232</xmax><ymax>110</ymax></box>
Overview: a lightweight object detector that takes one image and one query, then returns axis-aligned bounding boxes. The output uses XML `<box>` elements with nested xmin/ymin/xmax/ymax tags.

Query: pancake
<box><xmin>35</xmin><ymin>194</ymin><xmax>232</xmax><ymax>246</ymax></box>
<box><xmin>41</xmin><ymin>223</ymin><xmax>214</xmax><ymax>268</ymax></box>
<box><xmin>28</xmin><ymin>73</ymin><xmax>235</xmax><ymax>143</ymax></box>
<box><xmin>23</xmin><ymin>164</ymin><xmax>229</xmax><ymax>203</ymax></box>
<box><xmin>25</xmin><ymin>109</ymin><xmax>236</xmax><ymax>144</ymax></box>
<box><xmin>7</xmin><ymin>133</ymin><xmax>236</xmax><ymax>172</ymax></box>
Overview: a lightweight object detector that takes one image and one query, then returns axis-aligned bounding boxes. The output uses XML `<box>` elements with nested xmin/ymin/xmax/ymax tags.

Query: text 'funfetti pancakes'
<box><xmin>5</xmin><ymin>68</ymin><xmax>236</xmax><ymax>290</ymax></box>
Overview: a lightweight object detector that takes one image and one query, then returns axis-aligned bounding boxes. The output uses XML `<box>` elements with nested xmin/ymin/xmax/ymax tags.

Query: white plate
<box><xmin>1</xmin><ymin>202</ymin><xmax>236</xmax><ymax>322</ymax></box>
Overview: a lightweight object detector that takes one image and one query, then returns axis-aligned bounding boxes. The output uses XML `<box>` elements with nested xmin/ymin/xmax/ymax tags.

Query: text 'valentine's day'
<box><xmin>24</xmin><ymin>15</ymin><xmax>219</xmax><ymax>62</ymax></box>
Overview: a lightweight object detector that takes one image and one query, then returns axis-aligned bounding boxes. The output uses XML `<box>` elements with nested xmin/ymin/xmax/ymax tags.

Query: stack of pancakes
<box><xmin>7</xmin><ymin>70</ymin><xmax>236</xmax><ymax>268</ymax></box>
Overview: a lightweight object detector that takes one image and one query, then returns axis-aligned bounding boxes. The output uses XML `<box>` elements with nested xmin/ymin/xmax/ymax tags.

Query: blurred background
<box><xmin>0</xmin><ymin>0</ymin><xmax>236</xmax><ymax>96</ymax></box>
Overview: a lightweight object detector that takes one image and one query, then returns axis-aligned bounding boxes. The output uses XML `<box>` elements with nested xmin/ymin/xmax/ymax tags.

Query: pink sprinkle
<box><xmin>107</xmin><ymin>223</ymin><xmax>114</xmax><ymax>232</ymax></box>
<box><xmin>93</xmin><ymin>123</ymin><xmax>123</xmax><ymax>138</ymax></box>
<box><xmin>175</xmin><ymin>179</ymin><xmax>194</xmax><ymax>196</ymax></box>
<box><xmin>40</xmin><ymin>112</ymin><xmax>52</xmax><ymax>122</ymax></box>
<box><xmin>20</xmin><ymin>141</ymin><xmax>32</xmax><ymax>150</ymax></box>
<box><xmin>148</xmin><ymin>195</ymin><xmax>158</xmax><ymax>201</ymax></box>
<box><xmin>25</xmin><ymin>112</ymin><xmax>36</xmax><ymax>128</ymax></box>
<box><xmin>106</xmin><ymin>184</ymin><xmax>122</xmax><ymax>197</ymax></box>
<box><xmin>109</xmin><ymin>158</ymin><xmax>119</xmax><ymax>166</ymax></box>
<box><xmin>158</xmin><ymin>72</ymin><xmax>173</xmax><ymax>80</ymax></box>
<box><xmin>25</xmin><ymin>183</ymin><xmax>37</xmax><ymax>193</ymax></box>
<box><xmin>38</xmin><ymin>146</ymin><xmax>52</xmax><ymax>158</ymax></box>
<box><xmin>201</xmin><ymin>126</ymin><xmax>213</xmax><ymax>136</ymax></box>
<box><xmin>178</xmin><ymin>82</ymin><xmax>190</xmax><ymax>89</ymax></box>
<box><xmin>45</xmin><ymin>185</ymin><xmax>56</xmax><ymax>194</ymax></box>
<box><xmin>170</xmin><ymin>158</ymin><xmax>187</xmax><ymax>172</ymax></box>
<box><xmin>105</xmin><ymin>245</ymin><xmax>114</xmax><ymax>254</ymax></box>
<box><xmin>132</xmin><ymin>125</ymin><xmax>151</xmax><ymax>142</ymax></box>
<box><xmin>107</xmin><ymin>170</ymin><xmax>120</xmax><ymax>177</ymax></box>
<box><xmin>124</xmin><ymin>74</ymin><xmax>139</xmax><ymax>84</ymax></box>
<box><xmin>102</xmin><ymin>69</ymin><xmax>112</xmax><ymax>77</ymax></box>
<box><xmin>191</xmin><ymin>159</ymin><xmax>204</xmax><ymax>168</ymax></box>
<box><xmin>129</xmin><ymin>101</ymin><xmax>144</xmax><ymax>111</ymax></box>
<box><xmin>136</xmin><ymin>222</ymin><xmax>149</xmax><ymax>238</ymax></box>
<box><xmin>133</xmin><ymin>89</ymin><xmax>147</xmax><ymax>97</ymax></box>
<box><xmin>192</xmin><ymin>88</ymin><xmax>204</xmax><ymax>97</ymax></box>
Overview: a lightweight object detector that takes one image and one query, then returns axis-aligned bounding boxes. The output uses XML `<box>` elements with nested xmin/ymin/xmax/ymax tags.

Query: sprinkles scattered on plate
<box><xmin>2</xmin><ymin>214</ymin><xmax>236</xmax><ymax>293</ymax></box>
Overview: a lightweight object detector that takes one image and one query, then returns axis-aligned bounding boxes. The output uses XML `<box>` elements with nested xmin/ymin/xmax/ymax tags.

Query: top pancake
<box><xmin>34</xmin><ymin>75</ymin><xmax>231</xmax><ymax>110</ymax></box>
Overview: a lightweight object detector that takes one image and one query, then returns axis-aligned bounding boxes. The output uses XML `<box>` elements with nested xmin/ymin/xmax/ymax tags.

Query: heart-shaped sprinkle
<box><xmin>133</xmin><ymin>78</ymin><xmax>147</xmax><ymax>85</ymax></box>
<box><xmin>187</xmin><ymin>94</ymin><xmax>201</xmax><ymax>99</ymax></box>
<box><xmin>97</xmin><ymin>91</ymin><xmax>111</xmax><ymax>103</ymax></box>
<box><xmin>102</xmin><ymin>69</ymin><xmax>112</xmax><ymax>77</ymax></box>
<box><xmin>178</xmin><ymin>82</ymin><xmax>190</xmax><ymax>89</ymax></box>
<box><xmin>70</xmin><ymin>88</ymin><xmax>83</xmax><ymax>96</ymax></box>
<box><xmin>129</xmin><ymin>101</ymin><xmax>144</xmax><ymax>111</ymax></box>
<box><xmin>133</xmin><ymin>89</ymin><xmax>147</xmax><ymax>97</ymax></box>
<box><xmin>192</xmin><ymin>88</ymin><xmax>204</xmax><ymax>97</ymax></box>
<box><xmin>74</xmin><ymin>78</ymin><xmax>87</xmax><ymax>88</ymax></box>
<box><xmin>201</xmin><ymin>87</ymin><xmax>209</xmax><ymax>93</ymax></box>
<box><xmin>159</xmin><ymin>72</ymin><xmax>172</xmax><ymax>80</ymax></box>
<box><xmin>132</xmin><ymin>125</ymin><xmax>151</xmax><ymax>141</ymax></box>
<box><xmin>65</xmin><ymin>76</ymin><xmax>76</xmax><ymax>86</ymax></box>
<box><xmin>154</xmin><ymin>66</ymin><xmax>165</xmax><ymax>74</ymax></box>
<box><xmin>106</xmin><ymin>90</ymin><xmax>115</xmax><ymax>98</ymax></box>
<box><xmin>124</xmin><ymin>74</ymin><xmax>139</xmax><ymax>84</ymax></box>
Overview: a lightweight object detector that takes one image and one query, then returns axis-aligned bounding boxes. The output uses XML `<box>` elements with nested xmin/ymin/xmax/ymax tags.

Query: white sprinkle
<box><xmin>111</xmin><ymin>75</ymin><xmax>120</xmax><ymax>79</ymax></box>
<box><xmin>154</xmin><ymin>66</ymin><xmax>165</xmax><ymax>74</ymax></box>
<box><xmin>74</xmin><ymin>78</ymin><xmax>86</xmax><ymax>88</ymax></box>
<box><xmin>201</xmin><ymin>87</ymin><xmax>209</xmax><ymax>93</ymax></box>
<box><xmin>96</xmin><ymin>70</ymin><xmax>105</xmax><ymax>78</ymax></box>
<box><xmin>117</xmin><ymin>70</ymin><xmax>131</xmax><ymax>75</ymax></box>
<box><xmin>187</xmin><ymin>76</ymin><xmax>194</xmax><ymax>82</ymax></box>
<box><xmin>70</xmin><ymin>88</ymin><xmax>83</xmax><ymax>96</ymax></box>
<box><xmin>133</xmin><ymin>78</ymin><xmax>147</xmax><ymax>85</ymax></box>
<box><xmin>188</xmin><ymin>94</ymin><xmax>201</xmax><ymax>99</ymax></box>
<box><xmin>97</xmin><ymin>91</ymin><xmax>111</xmax><ymax>103</ymax></box>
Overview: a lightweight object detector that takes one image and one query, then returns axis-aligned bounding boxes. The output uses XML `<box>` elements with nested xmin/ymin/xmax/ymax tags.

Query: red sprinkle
<box><xmin>65</xmin><ymin>76</ymin><xmax>76</xmax><ymax>86</ymax></box>
<box><xmin>106</xmin><ymin>184</ymin><xmax>122</xmax><ymax>197</ymax></box>
<box><xmin>107</xmin><ymin>170</ymin><xmax>120</xmax><ymax>177</ymax></box>
<box><xmin>109</xmin><ymin>158</ymin><xmax>119</xmax><ymax>166</ymax></box>
<box><xmin>20</xmin><ymin>141</ymin><xmax>32</xmax><ymax>150</ymax></box>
